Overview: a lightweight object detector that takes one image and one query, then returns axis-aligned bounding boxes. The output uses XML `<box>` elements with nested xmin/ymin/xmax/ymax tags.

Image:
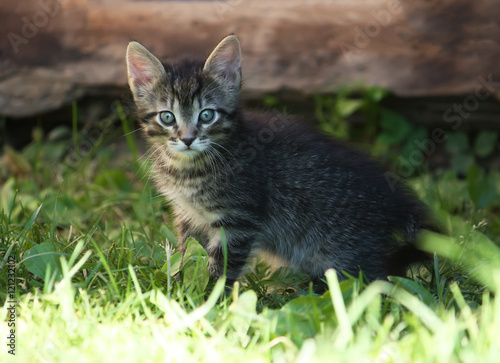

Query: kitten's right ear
<box><xmin>203</xmin><ymin>35</ymin><xmax>241</xmax><ymax>90</ymax></box>
<box><xmin>126</xmin><ymin>41</ymin><xmax>166</xmax><ymax>97</ymax></box>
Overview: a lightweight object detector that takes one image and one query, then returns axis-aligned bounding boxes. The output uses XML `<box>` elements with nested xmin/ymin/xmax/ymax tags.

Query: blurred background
<box><xmin>1</xmin><ymin>0</ymin><xmax>499</xmax><ymax>174</ymax></box>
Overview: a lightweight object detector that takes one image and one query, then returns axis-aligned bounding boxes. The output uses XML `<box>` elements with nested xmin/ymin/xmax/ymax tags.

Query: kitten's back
<box><xmin>239</xmin><ymin>111</ymin><xmax>429</xmax><ymax>280</ymax></box>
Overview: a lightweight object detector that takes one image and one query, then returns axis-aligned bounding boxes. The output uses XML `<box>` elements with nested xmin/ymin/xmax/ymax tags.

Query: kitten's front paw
<box><xmin>208</xmin><ymin>260</ymin><xmax>223</xmax><ymax>280</ymax></box>
<box><xmin>209</xmin><ymin>264</ymin><xmax>239</xmax><ymax>294</ymax></box>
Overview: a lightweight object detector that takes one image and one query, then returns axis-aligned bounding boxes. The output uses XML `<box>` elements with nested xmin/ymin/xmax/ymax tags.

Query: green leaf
<box><xmin>336</xmin><ymin>98</ymin><xmax>363</xmax><ymax>118</ymax></box>
<box><xmin>23</xmin><ymin>241</ymin><xmax>64</xmax><ymax>281</ymax></box>
<box><xmin>42</xmin><ymin>192</ymin><xmax>82</xmax><ymax>226</ymax></box>
<box><xmin>474</xmin><ymin>130</ymin><xmax>498</xmax><ymax>158</ymax></box>
<box><xmin>445</xmin><ymin>131</ymin><xmax>469</xmax><ymax>154</ymax></box>
<box><xmin>1</xmin><ymin>177</ymin><xmax>17</xmax><ymax>218</ymax></box>
<box><xmin>160</xmin><ymin>224</ymin><xmax>178</xmax><ymax>248</ymax></box>
<box><xmin>377</xmin><ymin>110</ymin><xmax>413</xmax><ymax>145</ymax></box>
<box><xmin>181</xmin><ymin>238</ymin><xmax>209</xmax><ymax>299</ymax></box>
<box><xmin>467</xmin><ymin>164</ymin><xmax>497</xmax><ymax>209</ymax></box>
<box><xmin>450</xmin><ymin>153</ymin><xmax>475</xmax><ymax>176</ymax></box>
<box><xmin>41</xmin><ymin>141</ymin><xmax>68</xmax><ymax>162</ymax></box>
<box><xmin>153</xmin><ymin>269</ymin><xmax>169</xmax><ymax>285</ymax></box>
<box><xmin>364</xmin><ymin>86</ymin><xmax>389</xmax><ymax>103</ymax></box>
<box><xmin>47</xmin><ymin>125</ymin><xmax>71</xmax><ymax>142</ymax></box>
<box><xmin>229</xmin><ymin>290</ymin><xmax>258</xmax><ymax>345</ymax></box>
<box><xmin>263</xmin><ymin>96</ymin><xmax>279</xmax><ymax>107</ymax></box>
<box><xmin>132</xmin><ymin>239</ymin><xmax>165</xmax><ymax>266</ymax></box>
<box><xmin>400</xmin><ymin>127</ymin><xmax>429</xmax><ymax>162</ymax></box>
<box><xmin>266</xmin><ymin>294</ymin><xmax>326</xmax><ymax>345</ymax></box>
<box><xmin>163</xmin><ymin>251</ymin><xmax>183</xmax><ymax>276</ymax></box>
<box><xmin>94</xmin><ymin>170</ymin><xmax>130</xmax><ymax>191</ymax></box>
<box><xmin>389</xmin><ymin>276</ymin><xmax>436</xmax><ymax>306</ymax></box>
<box><xmin>184</xmin><ymin>237</ymin><xmax>208</xmax><ymax>259</ymax></box>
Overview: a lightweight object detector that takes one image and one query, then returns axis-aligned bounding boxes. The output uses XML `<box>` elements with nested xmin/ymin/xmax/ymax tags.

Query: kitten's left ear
<box><xmin>126</xmin><ymin>41</ymin><xmax>166</xmax><ymax>98</ymax></box>
<box><xmin>203</xmin><ymin>35</ymin><xmax>241</xmax><ymax>89</ymax></box>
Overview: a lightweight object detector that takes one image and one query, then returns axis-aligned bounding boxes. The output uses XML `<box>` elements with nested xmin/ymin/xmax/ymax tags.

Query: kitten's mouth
<box><xmin>176</xmin><ymin>146</ymin><xmax>202</xmax><ymax>158</ymax></box>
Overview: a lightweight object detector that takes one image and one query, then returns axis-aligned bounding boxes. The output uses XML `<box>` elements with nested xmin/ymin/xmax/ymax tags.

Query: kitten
<box><xmin>126</xmin><ymin>35</ymin><xmax>432</xmax><ymax>288</ymax></box>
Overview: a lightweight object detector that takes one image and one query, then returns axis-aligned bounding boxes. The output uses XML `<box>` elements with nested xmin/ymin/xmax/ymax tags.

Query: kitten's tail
<box><xmin>386</xmin><ymin>244</ymin><xmax>430</xmax><ymax>277</ymax></box>
<box><xmin>387</xmin><ymin>213</ymin><xmax>443</xmax><ymax>277</ymax></box>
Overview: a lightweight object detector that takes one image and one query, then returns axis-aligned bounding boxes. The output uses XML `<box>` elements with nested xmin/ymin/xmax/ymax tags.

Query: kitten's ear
<box><xmin>203</xmin><ymin>35</ymin><xmax>241</xmax><ymax>89</ymax></box>
<box><xmin>126</xmin><ymin>41</ymin><xmax>166</xmax><ymax>97</ymax></box>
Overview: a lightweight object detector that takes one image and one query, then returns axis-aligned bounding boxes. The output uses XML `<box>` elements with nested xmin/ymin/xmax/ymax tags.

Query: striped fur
<box><xmin>126</xmin><ymin>36</ymin><xmax>432</xmax><ymax>288</ymax></box>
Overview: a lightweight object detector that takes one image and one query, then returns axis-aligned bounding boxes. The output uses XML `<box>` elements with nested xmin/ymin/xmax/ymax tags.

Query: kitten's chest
<box><xmin>164</xmin><ymin>177</ymin><xmax>222</xmax><ymax>228</ymax></box>
<box><xmin>155</xmin><ymin>156</ymin><xmax>233</xmax><ymax>228</ymax></box>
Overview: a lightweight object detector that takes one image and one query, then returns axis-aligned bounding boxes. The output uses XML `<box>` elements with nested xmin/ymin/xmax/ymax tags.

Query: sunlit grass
<box><xmin>1</xmin><ymin>111</ymin><xmax>500</xmax><ymax>362</ymax></box>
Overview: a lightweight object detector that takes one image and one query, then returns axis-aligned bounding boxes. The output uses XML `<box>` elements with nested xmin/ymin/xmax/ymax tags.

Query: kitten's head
<box><xmin>126</xmin><ymin>35</ymin><xmax>241</xmax><ymax>159</ymax></box>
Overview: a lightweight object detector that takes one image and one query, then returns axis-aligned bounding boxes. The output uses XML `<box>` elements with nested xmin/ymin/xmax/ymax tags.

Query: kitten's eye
<box><xmin>159</xmin><ymin>111</ymin><xmax>176</xmax><ymax>126</ymax></box>
<box><xmin>199</xmin><ymin>109</ymin><xmax>216</xmax><ymax>124</ymax></box>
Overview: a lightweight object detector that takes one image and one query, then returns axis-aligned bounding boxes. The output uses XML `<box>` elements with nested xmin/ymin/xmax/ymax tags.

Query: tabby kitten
<box><xmin>126</xmin><ymin>35</ymin><xmax>431</xmax><ymax>288</ymax></box>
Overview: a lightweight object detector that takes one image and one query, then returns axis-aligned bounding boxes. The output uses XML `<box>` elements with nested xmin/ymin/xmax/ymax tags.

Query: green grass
<box><xmin>1</xmin><ymin>109</ymin><xmax>500</xmax><ymax>362</ymax></box>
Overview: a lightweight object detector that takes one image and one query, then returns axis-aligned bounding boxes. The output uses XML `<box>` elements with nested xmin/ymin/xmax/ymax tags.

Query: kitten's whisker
<box><xmin>137</xmin><ymin>142</ymin><xmax>167</xmax><ymax>181</ymax></box>
<box><xmin>200</xmin><ymin>148</ymin><xmax>216</xmax><ymax>179</ymax></box>
<box><xmin>121</xmin><ymin>127</ymin><xmax>143</xmax><ymax>138</ymax></box>
<box><xmin>136</xmin><ymin>147</ymin><xmax>156</xmax><ymax>175</ymax></box>
<box><xmin>143</xmin><ymin>142</ymin><xmax>172</xmax><ymax>192</ymax></box>
<box><xmin>206</xmin><ymin>148</ymin><xmax>223</xmax><ymax>181</ymax></box>
<box><xmin>206</xmin><ymin>145</ymin><xmax>234</xmax><ymax>181</ymax></box>
<box><xmin>209</xmin><ymin>141</ymin><xmax>237</xmax><ymax>162</ymax></box>
<box><xmin>209</xmin><ymin>142</ymin><xmax>237</xmax><ymax>178</ymax></box>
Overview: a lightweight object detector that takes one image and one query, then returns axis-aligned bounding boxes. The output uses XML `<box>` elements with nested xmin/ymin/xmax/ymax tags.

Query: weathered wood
<box><xmin>1</xmin><ymin>0</ymin><xmax>499</xmax><ymax>118</ymax></box>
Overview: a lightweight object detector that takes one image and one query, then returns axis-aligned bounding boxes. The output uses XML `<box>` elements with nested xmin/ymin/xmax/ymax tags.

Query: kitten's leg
<box><xmin>175</xmin><ymin>218</ymin><xmax>194</xmax><ymax>255</ymax></box>
<box><xmin>174</xmin><ymin>218</ymin><xmax>207</xmax><ymax>280</ymax></box>
<box><xmin>206</xmin><ymin>229</ymin><xmax>253</xmax><ymax>289</ymax></box>
<box><xmin>311</xmin><ymin>275</ymin><xmax>328</xmax><ymax>295</ymax></box>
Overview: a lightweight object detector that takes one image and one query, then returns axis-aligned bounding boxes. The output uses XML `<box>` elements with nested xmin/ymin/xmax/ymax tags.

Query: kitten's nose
<box><xmin>181</xmin><ymin>137</ymin><xmax>195</xmax><ymax>147</ymax></box>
